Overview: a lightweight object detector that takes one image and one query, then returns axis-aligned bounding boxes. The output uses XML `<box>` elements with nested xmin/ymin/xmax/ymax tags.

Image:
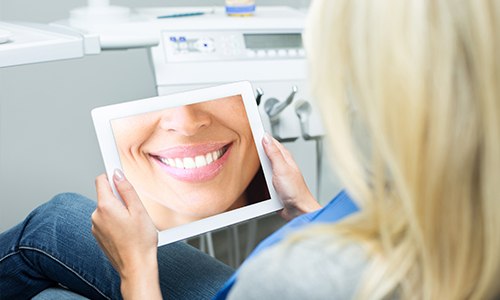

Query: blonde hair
<box><xmin>304</xmin><ymin>0</ymin><xmax>500</xmax><ymax>298</ymax></box>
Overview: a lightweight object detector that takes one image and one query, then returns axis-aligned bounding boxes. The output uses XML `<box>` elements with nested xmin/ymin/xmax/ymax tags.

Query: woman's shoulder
<box><xmin>228</xmin><ymin>233</ymin><xmax>369</xmax><ymax>299</ymax></box>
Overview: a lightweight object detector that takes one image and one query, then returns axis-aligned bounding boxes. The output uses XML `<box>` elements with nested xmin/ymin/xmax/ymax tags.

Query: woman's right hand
<box><xmin>93</xmin><ymin>170</ymin><xmax>162</xmax><ymax>300</ymax></box>
<box><xmin>262</xmin><ymin>133</ymin><xmax>322</xmax><ymax>221</ymax></box>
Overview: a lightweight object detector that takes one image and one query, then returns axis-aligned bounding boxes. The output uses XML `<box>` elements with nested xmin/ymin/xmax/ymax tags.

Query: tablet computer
<box><xmin>92</xmin><ymin>81</ymin><xmax>282</xmax><ymax>246</ymax></box>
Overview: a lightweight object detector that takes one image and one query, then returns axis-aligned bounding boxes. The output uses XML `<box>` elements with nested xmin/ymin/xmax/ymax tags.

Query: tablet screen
<box><xmin>110</xmin><ymin>95</ymin><xmax>270</xmax><ymax>231</ymax></box>
<box><xmin>92</xmin><ymin>81</ymin><xmax>281</xmax><ymax>245</ymax></box>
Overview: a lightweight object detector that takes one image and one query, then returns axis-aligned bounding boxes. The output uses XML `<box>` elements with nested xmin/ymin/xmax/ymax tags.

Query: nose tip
<box><xmin>159</xmin><ymin>105</ymin><xmax>211</xmax><ymax>136</ymax></box>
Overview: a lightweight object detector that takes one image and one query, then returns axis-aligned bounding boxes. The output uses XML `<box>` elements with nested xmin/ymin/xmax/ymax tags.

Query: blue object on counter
<box><xmin>157</xmin><ymin>12</ymin><xmax>206</xmax><ymax>19</ymax></box>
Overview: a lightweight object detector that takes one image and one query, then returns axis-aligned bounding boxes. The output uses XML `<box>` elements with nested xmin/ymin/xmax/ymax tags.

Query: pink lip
<box><xmin>150</xmin><ymin>143</ymin><xmax>232</xmax><ymax>183</ymax></box>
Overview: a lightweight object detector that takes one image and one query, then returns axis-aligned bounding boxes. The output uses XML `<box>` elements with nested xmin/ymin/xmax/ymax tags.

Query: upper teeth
<box><xmin>159</xmin><ymin>149</ymin><xmax>224</xmax><ymax>169</ymax></box>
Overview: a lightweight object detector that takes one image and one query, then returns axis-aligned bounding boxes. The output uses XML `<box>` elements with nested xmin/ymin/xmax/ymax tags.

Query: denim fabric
<box><xmin>32</xmin><ymin>288</ymin><xmax>90</xmax><ymax>300</ymax></box>
<box><xmin>0</xmin><ymin>193</ymin><xmax>234</xmax><ymax>300</ymax></box>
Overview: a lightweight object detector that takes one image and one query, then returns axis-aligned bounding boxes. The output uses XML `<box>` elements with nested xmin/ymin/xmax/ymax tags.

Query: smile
<box><xmin>149</xmin><ymin>143</ymin><xmax>232</xmax><ymax>182</ymax></box>
<box><xmin>155</xmin><ymin>145</ymin><xmax>229</xmax><ymax>169</ymax></box>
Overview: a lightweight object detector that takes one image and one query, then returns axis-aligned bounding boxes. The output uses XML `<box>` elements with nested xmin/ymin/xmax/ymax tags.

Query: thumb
<box><xmin>262</xmin><ymin>133</ymin><xmax>288</xmax><ymax>175</ymax></box>
<box><xmin>113</xmin><ymin>169</ymin><xmax>144</xmax><ymax>212</ymax></box>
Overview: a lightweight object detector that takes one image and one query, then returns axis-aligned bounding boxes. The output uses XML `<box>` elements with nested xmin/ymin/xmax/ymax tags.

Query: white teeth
<box><xmin>205</xmin><ymin>153</ymin><xmax>213</xmax><ymax>164</ymax></box>
<box><xmin>212</xmin><ymin>150</ymin><xmax>220</xmax><ymax>161</ymax></box>
<box><xmin>175</xmin><ymin>158</ymin><xmax>184</xmax><ymax>168</ymax></box>
<box><xmin>183</xmin><ymin>157</ymin><xmax>196</xmax><ymax>169</ymax></box>
<box><xmin>159</xmin><ymin>148</ymin><xmax>226</xmax><ymax>169</ymax></box>
<box><xmin>195</xmin><ymin>155</ymin><xmax>207</xmax><ymax>167</ymax></box>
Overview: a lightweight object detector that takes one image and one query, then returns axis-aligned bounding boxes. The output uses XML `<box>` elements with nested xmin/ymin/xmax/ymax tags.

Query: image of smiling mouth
<box><xmin>149</xmin><ymin>143</ymin><xmax>232</xmax><ymax>182</ymax></box>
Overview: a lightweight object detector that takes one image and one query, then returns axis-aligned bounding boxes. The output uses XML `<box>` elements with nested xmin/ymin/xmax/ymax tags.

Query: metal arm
<box><xmin>264</xmin><ymin>85</ymin><xmax>297</xmax><ymax>122</ymax></box>
<box><xmin>295</xmin><ymin>99</ymin><xmax>312</xmax><ymax>140</ymax></box>
<box><xmin>255</xmin><ymin>87</ymin><xmax>264</xmax><ymax>106</ymax></box>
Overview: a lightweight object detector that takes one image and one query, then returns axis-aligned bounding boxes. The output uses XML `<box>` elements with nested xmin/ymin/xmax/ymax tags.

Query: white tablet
<box><xmin>92</xmin><ymin>81</ymin><xmax>282</xmax><ymax>246</ymax></box>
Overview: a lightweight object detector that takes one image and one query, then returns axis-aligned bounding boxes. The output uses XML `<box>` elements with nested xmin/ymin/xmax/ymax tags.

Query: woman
<box><xmin>94</xmin><ymin>0</ymin><xmax>500</xmax><ymax>298</ymax></box>
<box><xmin>1</xmin><ymin>0</ymin><xmax>499</xmax><ymax>298</ymax></box>
<box><xmin>110</xmin><ymin>95</ymin><xmax>269</xmax><ymax>229</ymax></box>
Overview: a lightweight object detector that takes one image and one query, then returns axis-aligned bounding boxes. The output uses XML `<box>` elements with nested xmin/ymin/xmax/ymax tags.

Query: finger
<box><xmin>262</xmin><ymin>133</ymin><xmax>289</xmax><ymax>174</ymax></box>
<box><xmin>91</xmin><ymin>211</ymin><xmax>97</xmax><ymax>227</ymax></box>
<box><xmin>112</xmin><ymin>169</ymin><xmax>145</xmax><ymax>212</ymax></box>
<box><xmin>95</xmin><ymin>174</ymin><xmax>117</xmax><ymax>208</ymax></box>
<box><xmin>271</xmin><ymin>137</ymin><xmax>296</xmax><ymax>166</ymax></box>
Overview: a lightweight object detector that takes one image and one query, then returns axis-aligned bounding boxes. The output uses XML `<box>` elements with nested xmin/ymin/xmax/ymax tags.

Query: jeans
<box><xmin>0</xmin><ymin>193</ymin><xmax>234</xmax><ymax>299</ymax></box>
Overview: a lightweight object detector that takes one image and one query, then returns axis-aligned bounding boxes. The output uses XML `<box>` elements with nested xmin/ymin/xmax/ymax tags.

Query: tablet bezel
<box><xmin>92</xmin><ymin>81</ymin><xmax>282</xmax><ymax>246</ymax></box>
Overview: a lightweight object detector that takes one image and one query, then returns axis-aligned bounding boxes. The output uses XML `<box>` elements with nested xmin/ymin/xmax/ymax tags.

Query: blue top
<box><xmin>214</xmin><ymin>190</ymin><xmax>359</xmax><ymax>299</ymax></box>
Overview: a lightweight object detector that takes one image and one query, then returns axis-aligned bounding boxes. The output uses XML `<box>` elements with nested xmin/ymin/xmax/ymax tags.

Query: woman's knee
<box><xmin>19</xmin><ymin>193</ymin><xmax>97</xmax><ymax>247</ymax></box>
<box><xmin>32</xmin><ymin>193</ymin><xmax>96</xmax><ymax>221</ymax></box>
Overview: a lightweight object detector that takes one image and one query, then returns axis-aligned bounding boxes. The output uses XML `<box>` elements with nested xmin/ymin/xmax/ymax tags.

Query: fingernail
<box><xmin>263</xmin><ymin>133</ymin><xmax>272</xmax><ymax>145</ymax></box>
<box><xmin>114</xmin><ymin>169</ymin><xmax>125</xmax><ymax>182</ymax></box>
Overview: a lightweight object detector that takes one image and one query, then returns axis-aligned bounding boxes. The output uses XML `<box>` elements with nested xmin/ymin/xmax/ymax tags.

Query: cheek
<box><xmin>116</xmin><ymin>135</ymin><xmax>144</xmax><ymax>162</ymax></box>
<box><xmin>113</xmin><ymin>125</ymin><xmax>155</xmax><ymax>155</ymax></box>
<box><xmin>240</xmin><ymin>125</ymin><xmax>257</xmax><ymax>161</ymax></box>
<box><xmin>239</xmin><ymin>137</ymin><xmax>260</xmax><ymax>185</ymax></box>
<box><xmin>222</xmin><ymin>113</ymin><xmax>254</xmax><ymax>140</ymax></box>
<box><xmin>247</xmin><ymin>148</ymin><xmax>261</xmax><ymax>176</ymax></box>
<box><xmin>228</xmin><ymin>118</ymin><xmax>259</xmax><ymax>171</ymax></box>
<box><xmin>113</xmin><ymin>113</ymin><xmax>158</xmax><ymax>142</ymax></box>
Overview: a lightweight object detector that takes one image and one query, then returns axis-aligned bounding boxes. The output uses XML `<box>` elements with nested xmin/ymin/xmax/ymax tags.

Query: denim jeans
<box><xmin>0</xmin><ymin>193</ymin><xmax>234</xmax><ymax>300</ymax></box>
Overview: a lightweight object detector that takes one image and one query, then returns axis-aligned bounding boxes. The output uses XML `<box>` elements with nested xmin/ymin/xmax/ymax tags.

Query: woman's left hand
<box><xmin>92</xmin><ymin>170</ymin><xmax>162</xmax><ymax>299</ymax></box>
<box><xmin>262</xmin><ymin>134</ymin><xmax>322</xmax><ymax>221</ymax></box>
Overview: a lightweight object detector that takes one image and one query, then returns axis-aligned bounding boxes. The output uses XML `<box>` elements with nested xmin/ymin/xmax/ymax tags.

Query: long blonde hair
<box><xmin>305</xmin><ymin>0</ymin><xmax>500</xmax><ymax>298</ymax></box>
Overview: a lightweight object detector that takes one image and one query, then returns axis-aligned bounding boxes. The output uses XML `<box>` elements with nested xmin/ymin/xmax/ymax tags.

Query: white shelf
<box><xmin>0</xmin><ymin>22</ymin><xmax>99</xmax><ymax>68</ymax></box>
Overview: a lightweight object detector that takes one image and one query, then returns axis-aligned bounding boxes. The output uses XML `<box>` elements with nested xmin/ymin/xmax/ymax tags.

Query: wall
<box><xmin>0</xmin><ymin>49</ymin><xmax>158</xmax><ymax>231</ymax></box>
<box><xmin>0</xmin><ymin>0</ymin><xmax>343</xmax><ymax>232</ymax></box>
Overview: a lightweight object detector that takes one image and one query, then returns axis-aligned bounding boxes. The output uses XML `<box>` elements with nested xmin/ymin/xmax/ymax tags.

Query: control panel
<box><xmin>162</xmin><ymin>30</ymin><xmax>305</xmax><ymax>62</ymax></box>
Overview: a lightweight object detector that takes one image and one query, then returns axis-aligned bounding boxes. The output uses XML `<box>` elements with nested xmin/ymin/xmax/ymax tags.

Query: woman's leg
<box><xmin>0</xmin><ymin>193</ymin><xmax>120</xmax><ymax>299</ymax></box>
<box><xmin>0</xmin><ymin>193</ymin><xmax>234</xmax><ymax>300</ymax></box>
<box><xmin>157</xmin><ymin>241</ymin><xmax>235</xmax><ymax>299</ymax></box>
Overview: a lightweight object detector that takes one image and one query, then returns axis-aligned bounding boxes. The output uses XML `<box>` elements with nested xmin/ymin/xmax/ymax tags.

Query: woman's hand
<box><xmin>262</xmin><ymin>134</ymin><xmax>322</xmax><ymax>221</ymax></box>
<box><xmin>92</xmin><ymin>170</ymin><xmax>162</xmax><ymax>300</ymax></box>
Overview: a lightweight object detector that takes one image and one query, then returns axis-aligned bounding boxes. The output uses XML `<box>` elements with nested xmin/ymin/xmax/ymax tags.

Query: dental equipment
<box><xmin>295</xmin><ymin>99</ymin><xmax>324</xmax><ymax>198</ymax></box>
<box><xmin>264</xmin><ymin>85</ymin><xmax>298</xmax><ymax>142</ymax></box>
<box><xmin>295</xmin><ymin>99</ymin><xmax>312</xmax><ymax>140</ymax></box>
<box><xmin>255</xmin><ymin>88</ymin><xmax>264</xmax><ymax>106</ymax></box>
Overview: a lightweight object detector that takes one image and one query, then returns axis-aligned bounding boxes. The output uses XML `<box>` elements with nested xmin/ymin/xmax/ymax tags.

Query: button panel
<box><xmin>163</xmin><ymin>31</ymin><xmax>305</xmax><ymax>63</ymax></box>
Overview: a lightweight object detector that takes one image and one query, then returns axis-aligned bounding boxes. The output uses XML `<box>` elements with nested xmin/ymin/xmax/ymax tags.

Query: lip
<box><xmin>149</xmin><ymin>142</ymin><xmax>232</xmax><ymax>182</ymax></box>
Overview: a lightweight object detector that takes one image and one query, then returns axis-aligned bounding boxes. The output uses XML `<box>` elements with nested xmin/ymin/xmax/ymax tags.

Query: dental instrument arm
<box><xmin>255</xmin><ymin>87</ymin><xmax>264</xmax><ymax>106</ymax></box>
<box><xmin>264</xmin><ymin>85</ymin><xmax>297</xmax><ymax>122</ymax></box>
<box><xmin>264</xmin><ymin>85</ymin><xmax>298</xmax><ymax>141</ymax></box>
<box><xmin>295</xmin><ymin>99</ymin><xmax>324</xmax><ymax>199</ymax></box>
